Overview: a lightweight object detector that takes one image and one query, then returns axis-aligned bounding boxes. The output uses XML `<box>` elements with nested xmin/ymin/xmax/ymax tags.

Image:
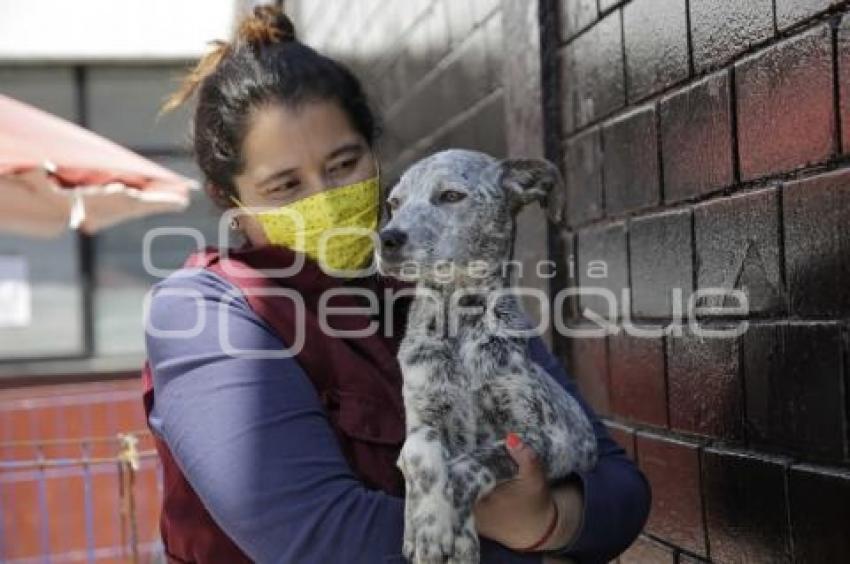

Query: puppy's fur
<box><xmin>377</xmin><ymin>150</ymin><xmax>598</xmax><ymax>563</ymax></box>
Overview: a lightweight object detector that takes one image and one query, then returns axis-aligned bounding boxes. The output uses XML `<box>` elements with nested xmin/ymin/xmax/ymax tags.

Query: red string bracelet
<box><xmin>518</xmin><ymin>498</ymin><xmax>560</xmax><ymax>552</ymax></box>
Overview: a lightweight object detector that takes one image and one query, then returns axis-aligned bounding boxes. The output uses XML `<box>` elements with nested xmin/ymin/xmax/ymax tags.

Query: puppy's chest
<box><xmin>396</xmin><ymin>334</ymin><xmax>472</xmax><ymax>389</ymax></box>
<box><xmin>397</xmin><ymin>333</ymin><xmax>519</xmax><ymax>451</ymax></box>
<box><xmin>397</xmin><ymin>323</ymin><xmax>502</xmax><ymax>385</ymax></box>
<box><xmin>397</xmin><ymin>326</ymin><xmax>521</xmax><ymax>414</ymax></box>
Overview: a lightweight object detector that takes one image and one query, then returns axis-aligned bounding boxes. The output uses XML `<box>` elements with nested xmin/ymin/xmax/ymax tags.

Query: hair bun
<box><xmin>237</xmin><ymin>4</ymin><xmax>296</xmax><ymax>47</ymax></box>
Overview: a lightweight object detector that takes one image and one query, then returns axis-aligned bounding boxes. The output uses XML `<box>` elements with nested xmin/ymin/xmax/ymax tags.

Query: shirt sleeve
<box><xmin>145</xmin><ymin>269</ymin><xmax>541</xmax><ymax>564</ymax></box>
<box><xmin>527</xmin><ymin>335</ymin><xmax>652</xmax><ymax>564</ymax></box>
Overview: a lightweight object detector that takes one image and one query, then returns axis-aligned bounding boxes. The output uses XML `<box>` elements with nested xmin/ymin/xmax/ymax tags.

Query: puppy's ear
<box><xmin>496</xmin><ymin>158</ymin><xmax>566</xmax><ymax>224</ymax></box>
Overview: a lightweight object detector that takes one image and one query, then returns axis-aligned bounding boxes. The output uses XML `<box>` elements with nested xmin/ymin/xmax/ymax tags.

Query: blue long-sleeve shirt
<box><xmin>145</xmin><ymin>268</ymin><xmax>650</xmax><ymax>563</ymax></box>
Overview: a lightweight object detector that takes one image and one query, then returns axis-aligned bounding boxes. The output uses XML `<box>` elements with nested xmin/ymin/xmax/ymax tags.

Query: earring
<box><xmin>229</xmin><ymin>217</ymin><xmax>239</xmax><ymax>230</ymax></box>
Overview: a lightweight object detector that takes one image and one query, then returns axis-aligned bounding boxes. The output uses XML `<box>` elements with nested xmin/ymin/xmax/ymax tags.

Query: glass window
<box><xmin>0</xmin><ymin>231</ymin><xmax>85</xmax><ymax>359</ymax></box>
<box><xmin>86</xmin><ymin>66</ymin><xmax>193</xmax><ymax>151</ymax></box>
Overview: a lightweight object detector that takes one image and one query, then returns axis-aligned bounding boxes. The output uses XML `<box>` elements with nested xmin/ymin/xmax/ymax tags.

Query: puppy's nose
<box><xmin>379</xmin><ymin>228</ymin><xmax>408</xmax><ymax>254</ymax></box>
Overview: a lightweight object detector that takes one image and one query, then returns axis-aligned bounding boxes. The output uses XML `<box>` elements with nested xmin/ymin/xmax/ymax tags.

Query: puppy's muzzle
<box><xmin>378</xmin><ymin>228</ymin><xmax>408</xmax><ymax>262</ymax></box>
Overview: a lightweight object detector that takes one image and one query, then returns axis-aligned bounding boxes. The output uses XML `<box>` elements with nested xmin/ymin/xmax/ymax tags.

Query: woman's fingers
<box><xmin>505</xmin><ymin>432</ymin><xmax>545</xmax><ymax>485</ymax></box>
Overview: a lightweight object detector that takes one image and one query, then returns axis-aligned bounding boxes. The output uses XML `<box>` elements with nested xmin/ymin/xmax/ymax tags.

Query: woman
<box><xmin>144</xmin><ymin>6</ymin><xmax>650</xmax><ymax>563</ymax></box>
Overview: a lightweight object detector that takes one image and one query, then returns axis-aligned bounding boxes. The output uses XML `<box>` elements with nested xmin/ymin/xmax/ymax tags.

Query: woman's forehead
<box><xmin>241</xmin><ymin>100</ymin><xmax>364</xmax><ymax>172</ymax></box>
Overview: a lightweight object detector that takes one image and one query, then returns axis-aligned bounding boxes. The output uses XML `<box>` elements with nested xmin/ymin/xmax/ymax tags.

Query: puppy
<box><xmin>376</xmin><ymin>149</ymin><xmax>598</xmax><ymax>563</ymax></box>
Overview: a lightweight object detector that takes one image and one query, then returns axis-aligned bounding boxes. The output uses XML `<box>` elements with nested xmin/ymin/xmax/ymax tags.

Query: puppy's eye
<box><xmin>438</xmin><ymin>190</ymin><xmax>466</xmax><ymax>203</ymax></box>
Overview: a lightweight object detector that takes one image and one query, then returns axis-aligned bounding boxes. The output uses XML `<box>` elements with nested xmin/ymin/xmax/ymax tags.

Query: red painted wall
<box><xmin>0</xmin><ymin>378</ymin><xmax>162</xmax><ymax>562</ymax></box>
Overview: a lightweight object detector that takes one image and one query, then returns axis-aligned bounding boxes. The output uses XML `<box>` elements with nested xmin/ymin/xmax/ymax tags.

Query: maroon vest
<box><xmin>141</xmin><ymin>244</ymin><xmax>414</xmax><ymax>563</ymax></box>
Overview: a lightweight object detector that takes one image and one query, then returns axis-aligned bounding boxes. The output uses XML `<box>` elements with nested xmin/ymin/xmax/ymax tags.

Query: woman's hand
<box><xmin>473</xmin><ymin>433</ymin><xmax>584</xmax><ymax>555</ymax></box>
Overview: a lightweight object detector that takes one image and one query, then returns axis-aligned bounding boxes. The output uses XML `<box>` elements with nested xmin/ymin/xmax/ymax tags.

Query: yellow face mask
<box><xmin>230</xmin><ymin>174</ymin><xmax>380</xmax><ymax>274</ymax></box>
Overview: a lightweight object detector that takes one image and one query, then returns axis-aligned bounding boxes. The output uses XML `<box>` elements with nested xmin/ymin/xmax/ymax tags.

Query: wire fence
<box><xmin>0</xmin><ymin>431</ymin><xmax>163</xmax><ymax>563</ymax></box>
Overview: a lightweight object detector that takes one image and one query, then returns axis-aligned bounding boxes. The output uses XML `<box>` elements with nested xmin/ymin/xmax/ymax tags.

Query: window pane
<box><xmin>86</xmin><ymin>66</ymin><xmax>192</xmax><ymax>151</ymax></box>
<box><xmin>0</xmin><ymin>231</ymin><xmax>84</xmax><ymax>359</ymax></box>
<box><xmin>0</xmin><ymin>66</ymin><xmax>78</xmax><ymax>121</ymax></box>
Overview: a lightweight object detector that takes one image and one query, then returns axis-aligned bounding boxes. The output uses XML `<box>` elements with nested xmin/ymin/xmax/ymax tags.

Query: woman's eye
<box><xmin>329</xmin><ymin>157</ymin><xmax>359</xmax><ymax>176</ymax></box>
<box><xmin>272</xmin><ymin>180</ymin><xmax>300</xmax><ymax>193</ymax></box>
<box><xmin>438</xmin><ymin>190</ymin><xmax>466</xmax><ymax>203</ymax></box>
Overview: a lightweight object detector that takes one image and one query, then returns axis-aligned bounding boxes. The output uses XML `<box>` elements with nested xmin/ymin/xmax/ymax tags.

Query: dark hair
<box><xmin>162</xmin><ymin>5</ymin><xmax>379</xmax><ymax>208</ymax></box>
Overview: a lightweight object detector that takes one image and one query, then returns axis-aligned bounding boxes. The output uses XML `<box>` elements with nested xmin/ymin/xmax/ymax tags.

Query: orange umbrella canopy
<box><xmin>0</xmin><ymin>93</ymin><xmax>196</xmax><ymax>237</ymax></box>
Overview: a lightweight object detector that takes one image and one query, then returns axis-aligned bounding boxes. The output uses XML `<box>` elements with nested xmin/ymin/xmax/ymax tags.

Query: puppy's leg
<box><xmin>519</xmin><ymin>365</ymin><xmax>598</xmax><ymax>478</ymax></box>
<box><xmin>444</xmin><ymin>443</ymin><xmax>519</xmax><ymax>563</ymax></box>
<box><xmin>399</xmin><ymin>425</ymin><xmax>457</xmax><ymax>564</ymax></box>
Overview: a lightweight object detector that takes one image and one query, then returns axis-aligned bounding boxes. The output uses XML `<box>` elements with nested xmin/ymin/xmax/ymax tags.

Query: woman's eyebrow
<box><xmin>257</xmin><ymin>143</ymin><xmax>363</xmax><ymax>187</ymax></box>
<box><xmin>258</xmin><ymin>166</ymin><xmax>297</xmax><ymax>188</ymax></box>
<box><xmin>325</xmin><ymin>142</ymin><xmax>363</xmax><ymax>161</ymax></box>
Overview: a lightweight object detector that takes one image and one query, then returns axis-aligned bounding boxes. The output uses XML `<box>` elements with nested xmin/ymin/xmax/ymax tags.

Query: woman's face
<box><xmin>232</xmin><ymin>99</ymin><xmax>377</xmax><ymax>247</ymax></box>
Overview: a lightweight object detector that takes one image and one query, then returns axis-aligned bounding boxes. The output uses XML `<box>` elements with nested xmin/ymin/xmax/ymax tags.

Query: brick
<box><xmin>743</xmin><ymin>323</ymin><xmax>845</xmax><ymax>460</ymax></box>
<box><xmin>660</xmin><ymin>70</ymin><xmax>734</xmax><ymax>202</ymax></box>
<box><xmin>565</xmin><ymin>333</ymin><xmax>611</xmax><ymax>416</ymax></box>
<box><xmin>393</xmin><ymin>24</ymin><xmax>493</xmax><ymax>145</ymax></box>
<box><xmin>502</xmin><ymin>0</ymin><xmax>544</xmax><ymax>158</ymax></box>
<box><xmin>623</xmin><ymin>0</ymin><xmax>689</xmax><ymax>101</ymax></box>
<box><xmin>4</xmin><ymin>480</ymin><xmax>42</xmax><ymax>557</ymax></box>
<box><xmin>472</xmin><ymin>0</ymin><xmax>501</xmax><ymax>24</ymax></box>
<box><xmin>702</xmin><ymin>448</ymin><xmax>792</xmax><ymax>563</ymax></box>
<box><xmin>629</xmin><ymin>208</ymin><xmax>693</xmax><ymax>318</ymax></box>
<box><xmin>445</xmin><ymin>0</ymin><xmax>476</xmax><ymax>48</ymax></box>
<box><xmin>789</xmin><ymin>464</ymin><xmax>850</xmax><ymax>562</ymax></box>
<box><xmin>694</xmin><ymin>187</ymin><xmax>785</xmax><ymax>315</ymax></box>
<box><xmin>46</xmin><ymin>475</ymin><xmax>88</xmax><ymax>554</ymax></box>
<box><xmin>469</xmin><ymin>93</ymin><xmax>507</xmax><ymax>157</ymax></box>
<box><xmin>514</xmin><ymin>199</ymin><xmax>552</xmax><ymax>334</ymax></box>
<box><xmin>677</xmin><ymin>556</ymin><xmax>708</xmax><ymax>564</ymax></box>
<box><xmin>605</xmin><ymin>420</ymin><xmax>636</xmax><ymax>459</ymax></box>
<box><xmin>555</xmin><ymin>230</ymin><xmax>579</xmax><ymax>321</ymax></box>
<box><xmin>839</xmin><ymin>15</ymin><xmax>850</xmax><ymax>153</ymax></box>
<box><xmin>667</xmin><ymin>330</ymin><xmax>743</xmax><ymax>440</ymax></box>
<box><xmin>560</xmin><ymin>11</ymin><xmax>625</xmax><ymax>133</ymax></box>
<box><xmin>776</xmin><ymin>0</ymin><xmax>840</xmax><ymax>31</ymax></box>
<box><xmin>425</xmin><ymin>1</ymin><xmax>452</xmax><ymax>65</ymax></box>
<box><xmin>636</xmin><ymin>433</ymin><xmax>706</xmax><ymax>556</ymax></box>
<box><xmin>91</xmin><ymin>471</ymin><xmax>123</xmax><ymax>548</ymax></box>
<box><xmin>577</xmin><ymin>221</ymin><xmax>628</xmax><ymax>320</ymax></box>
<box><xmin>599</xmin><ymin>0</ymin><xmax>625</xmax><ymax>13</ymax></box>
<box><xmin>608</xmin><ymin>331</ymin><xmax>667</xmax><ymax>426</ymax></box>
<box><xmin>619</xmin><ymin>535</ymin><xmax>676</xmax><ymax>563</ymax></box>
<box><xmin>735</xmin><ymin>24</ymin><xmax>835</xmax><ymax>181</ymax></box>
<box><xmin>558</xmin><ymin>0</ymin><xmax>597</xmax><ymax>41</ymax></box>
<box><xmin>564</xmin><ymin>126</ymin><xmax>604</xmax><ymax>226</ymax></box>
<box><xmin>136</xmin><ymin>466</ymin><xmax>164</xmax><ymax>547</ymax></box>
<box><xmin>482</xmin><ymin>9</ymin><xmax>505</xmax><ymax>91</ymax></box>
<box><xmin>689</xmin><ymin>0</ymin><xmax>774</xmax><ymax>72</ymax></box>
<box><xmin>602</xmin><ymin>105</ymin><xmax>660</xmax><ymax>215</ymax></box>
<box><xmin>784</xmin><ymin>168</ymin><xmax>850</xmax><ymax>317</ymax></box>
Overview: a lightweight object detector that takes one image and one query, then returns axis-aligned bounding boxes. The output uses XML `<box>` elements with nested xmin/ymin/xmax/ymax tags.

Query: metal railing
<box><xmin>0</xmin><ymin>431</ymin><xmax>161</xmax><ymax>563</ymax></box>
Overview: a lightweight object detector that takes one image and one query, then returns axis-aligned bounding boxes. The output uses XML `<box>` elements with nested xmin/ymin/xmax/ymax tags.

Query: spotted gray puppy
<box><xmin>375</xmin><ymin>149</ymin><xmax>598</xmax><ymax>563</ymax></box>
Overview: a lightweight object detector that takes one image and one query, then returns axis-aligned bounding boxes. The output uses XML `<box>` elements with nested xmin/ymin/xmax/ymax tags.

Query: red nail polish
<box><xmin>506</xmin><ymin>432</ymin><xmax>521</xmax><ymax>449</ymax></box>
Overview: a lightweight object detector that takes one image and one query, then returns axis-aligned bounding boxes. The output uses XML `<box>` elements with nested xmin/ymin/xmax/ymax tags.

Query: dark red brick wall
<box><xmin>289</xmin><ymin>2</ymin><xmax>850</xmax><ymax>559</ymax></box>
<box><xmin>547</xmin><ymin>0</ymin><xmax>850</xmax><ymax>561</ymax></box>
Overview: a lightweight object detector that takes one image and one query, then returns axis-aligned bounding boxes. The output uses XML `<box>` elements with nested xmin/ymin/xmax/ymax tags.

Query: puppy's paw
<box><xmin>407</xmin><ymin>493</ymin><xmax>456</xmax><ymax>563</ymax></box>
<box><xmin>447</xmin><ymin>515</ymin><xmax>479</xmax><ymax>564</ymax></box>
